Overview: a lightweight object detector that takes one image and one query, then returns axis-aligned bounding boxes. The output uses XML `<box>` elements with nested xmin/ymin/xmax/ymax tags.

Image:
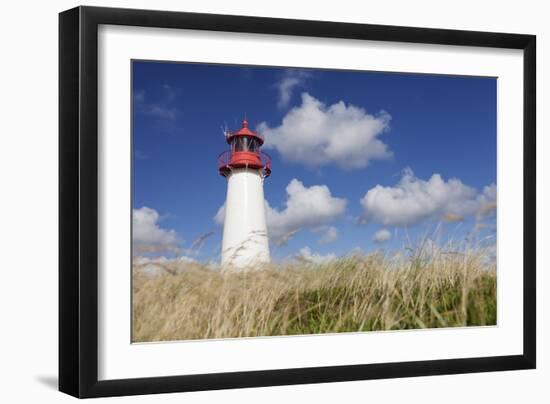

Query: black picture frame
<box><xmin>59</xmin><ymin>5</ymin><xmax>536</xmax><ymax>398</ymax></box>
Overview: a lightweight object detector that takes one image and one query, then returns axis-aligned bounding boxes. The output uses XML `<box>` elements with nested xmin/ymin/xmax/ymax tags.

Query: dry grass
<box><xmin>132</xmin><ymin>245</ymin><xmax>496</xmax><ymax>342</ymax></box>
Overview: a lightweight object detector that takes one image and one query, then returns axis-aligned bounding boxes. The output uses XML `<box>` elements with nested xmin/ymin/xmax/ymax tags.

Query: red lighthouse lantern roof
<box><xmin>225</xmin><ymin>118</ymin><xmax>264</xmax><ymax>145</ymax></box>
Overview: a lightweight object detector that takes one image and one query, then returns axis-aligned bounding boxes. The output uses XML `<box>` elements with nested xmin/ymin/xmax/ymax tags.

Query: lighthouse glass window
<box><xmin>131</xmin><ymin>60</ymin><xmax>497</xmax><ymax>343</ymax></box>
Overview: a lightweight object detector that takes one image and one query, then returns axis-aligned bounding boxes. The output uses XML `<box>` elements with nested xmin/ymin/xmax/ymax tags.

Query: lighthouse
<box><xmin>218</xmin><ymin>117</ymin><xmax>271</xmax><ymax>270</ymax></box>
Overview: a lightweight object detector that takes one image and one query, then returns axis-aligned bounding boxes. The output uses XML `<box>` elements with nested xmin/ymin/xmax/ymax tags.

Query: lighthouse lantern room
<box><xmin>218</xmin><ymin>118</ymin><xmax>271</xmax><ymax>270</ymax></box>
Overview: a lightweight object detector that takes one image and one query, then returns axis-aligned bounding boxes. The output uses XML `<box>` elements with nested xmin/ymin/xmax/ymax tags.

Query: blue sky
<box><xmin>132</xmin><ymin>61</ymin><xmax>496</xmax><ymax>263</ymax></box>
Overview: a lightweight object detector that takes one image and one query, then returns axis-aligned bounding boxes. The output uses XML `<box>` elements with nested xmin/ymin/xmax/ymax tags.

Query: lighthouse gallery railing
<box><xmin>217</xmin><ymin>150</ymin><xmax>272</xmax><ymax>177</ymax></box>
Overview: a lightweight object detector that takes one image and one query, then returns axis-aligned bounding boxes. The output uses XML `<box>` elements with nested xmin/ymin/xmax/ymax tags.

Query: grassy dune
<box><xmin>132</xmin><ymin>244</ymin><xmax>496</xmax><ymax>342</ymax></box>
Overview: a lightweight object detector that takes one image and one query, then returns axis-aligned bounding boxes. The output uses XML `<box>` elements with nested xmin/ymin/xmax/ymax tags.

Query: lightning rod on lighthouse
<box><xmin>218</xmin><ymin>117</ymin><xmax>271</xmax><ymax>270</ymax></box>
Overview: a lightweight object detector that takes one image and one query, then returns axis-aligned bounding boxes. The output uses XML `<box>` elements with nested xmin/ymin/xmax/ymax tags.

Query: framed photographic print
<box><xmin>59</xmin><ymin>6</ymin><xmax>536</xmax><ymax>398</ymax></box>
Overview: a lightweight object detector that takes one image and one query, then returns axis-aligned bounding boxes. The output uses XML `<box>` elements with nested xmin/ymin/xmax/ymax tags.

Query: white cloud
<box><xmin>373</xmin><ymin>228</ymin><xmax>392</xmax><ymax>243</ymax></box>
<box><xmin>259</xmin><ymin>93</ymin><xmax>392</xmax><ymax>169</ymax></box>
<box><xmin>143</xmin><ymin>105</ymin><xmax>177</xmax><ymax>120</ymax></box>
<box><xmin>214</xmin><ymin>179</ymin><xmax>347</xmax><ymax>245</ymax></box>
<box><xmin>360</xmin><ymin>168</ymin><xmax>497</xmax><ymax>226</ymax></box>
<box><xmin>482</xmin><ymin>183</ymin><xmax>497</xmax><ymax>201</ymax></box>
<box><xmin>318</xmin><ymin>226</ymin><xmax>338</xmax><ymax>244</ymax></box>
<box><xmin>133</xmin><ymin>256</ymin><xmax>196</xmax><ymax>265</ymax></box>
<box><xmin>133</xmin><ymin>207</ymin><xmax>181</xmax><ymax>254</ymax></box>
<box><xmin>133</xmin><ymin>255</ymin><xmax>197</xmax><ymax>277</ymax></box>
<box><xmin>275</xmin><ymin>69</ymin><xmax>310</xmax><ymax>109</ymax></box>
<box><xmin>295</xmin><ymin>247</ymin><xmax>336</xmax><ymax>264</ymax></box>
<box><xmin>133</xmin><ymin>90</ymin><xmax>145</xmax><ymax>103</ymax></box>
<box><xmin>266</xmin><ymin>179</ymin><xmax>347</xmax><ymax>244</ymax></box>
<box><xmin>478</xmin><ymin>183</ymin><xmax>497</xmax><ymax>218</ymax></box>
<box><xmin>162</xmin><ymin>83</ymin><xmax>177</xmax><ymax>102</ymax></box>
<box><xmin>133</xmin><ymin>88</ymin><xmax>177</xmax><ymax>120</ymax></box>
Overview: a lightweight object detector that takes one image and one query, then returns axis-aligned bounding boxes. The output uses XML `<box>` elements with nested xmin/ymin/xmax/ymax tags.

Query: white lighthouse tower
<box><xmin>218</xmin><ymin>117</ymin><xmax>272</xmax><ymax>270</ymax></box>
